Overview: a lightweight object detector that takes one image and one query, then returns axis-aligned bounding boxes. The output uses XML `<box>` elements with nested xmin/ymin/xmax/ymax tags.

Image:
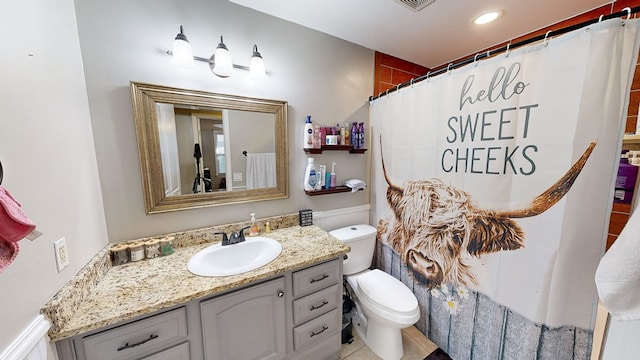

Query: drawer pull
<box><xmin>310</xmin><ymin>300</ymin><xmax>329</xmax><ymax>311</ymax></box>
<box><xmin>277</xmin><ymin>290</ymin><xmax>284</xmax><ymax>298</ymax></box>
<box><xmin>117</xmin><ymin>334</ymin><xmax>159</xmax><ymax>352</ymax></box>
<box><xmin>309</xmin><ymin>274</ymin><xmax>329</xmax><ymax>283</ymax></box>
<box><xmin>310</xmin><ymin>326</ymin><xmax>328</xmax><ymax>337</ymax></box>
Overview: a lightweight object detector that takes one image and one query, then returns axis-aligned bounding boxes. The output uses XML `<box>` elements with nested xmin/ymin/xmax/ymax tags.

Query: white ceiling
<box><xmin>229</xmin><ymin>0</ymin><xmax>612</xmax><ymax>68</ymax></box>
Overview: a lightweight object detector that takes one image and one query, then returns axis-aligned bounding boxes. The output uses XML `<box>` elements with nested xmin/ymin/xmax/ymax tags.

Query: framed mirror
<box><xmin>130</xmin><ymin>82</ymin><xmax>288</xmax><ymax>214</ymax></box>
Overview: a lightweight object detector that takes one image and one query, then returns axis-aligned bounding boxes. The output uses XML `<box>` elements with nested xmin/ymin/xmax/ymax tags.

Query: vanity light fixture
<box><xmin>473</xmin><ymin>10</ymin><xmax>503</xmax><ymax>25</ymax></box>
<box><xmin>168</xmin><ymin>25</ymin><xmax>268</xmax><ymax>79</ymax></box>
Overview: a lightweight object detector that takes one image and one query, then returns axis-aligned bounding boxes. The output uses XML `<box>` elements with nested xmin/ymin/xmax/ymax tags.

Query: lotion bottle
<box><xmin>304</xmin><ymin>158</ymin><xmax>318</xmax><ymax>191</ymax></box>
<box><xmin>303</xmin><ymin>116</ymin><xmax>314</xmax><ymax>149</ymax></box>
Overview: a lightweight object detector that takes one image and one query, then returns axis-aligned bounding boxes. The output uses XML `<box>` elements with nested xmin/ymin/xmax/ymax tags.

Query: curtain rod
<box><xmin>369</xmin><ymin>6</ymin><xmax>640</xmax><ymax>102</ymax></box>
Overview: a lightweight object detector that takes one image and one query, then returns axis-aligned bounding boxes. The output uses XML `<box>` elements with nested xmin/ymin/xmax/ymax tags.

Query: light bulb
<box><xmin>250</xmin><ymin>45</ymin><xmax>267</xmax><ymax>79</ymax></box>
<box><xmin>171</xmin><ymin>25</ymin><xmax>194</xmax><ymax>67</ymax></box>
<box><xmin>212</xmin><ymin>36</ymin><xmax>233</xmax><ymax>77</ymax></box>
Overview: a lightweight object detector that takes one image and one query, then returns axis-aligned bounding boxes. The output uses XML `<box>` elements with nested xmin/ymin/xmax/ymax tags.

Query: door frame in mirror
<box><xmin>130</xmin><ymin>81</ymin><xmax>289</xmax><ymax>214</ymax></box>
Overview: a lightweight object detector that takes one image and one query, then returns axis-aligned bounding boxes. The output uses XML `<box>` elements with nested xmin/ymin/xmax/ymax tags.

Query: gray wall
<box><xmin>0</xmin><ymin>0</ymin><xmax>109</xmax><ymax>354</ymax></box>
<box><xmin>0</xmin><ymin>0</ymin><xmax>373</xmax><ymax>354</ymax></box>
<box><xmin>74</xmin><ymin>0</ymin><xmax>374</xmax><ymax>242</ymax></box>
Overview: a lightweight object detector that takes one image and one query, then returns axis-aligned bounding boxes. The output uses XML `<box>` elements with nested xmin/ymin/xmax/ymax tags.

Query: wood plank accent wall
<box><xmin>372</xmin><ymin>0</ymin><xmax>640</xmax><ymax>250</ymax></box>
<box><xmin>376</xmin><ymin>243</ymin><xmax>593</xmax><ymax>359</ymax></box>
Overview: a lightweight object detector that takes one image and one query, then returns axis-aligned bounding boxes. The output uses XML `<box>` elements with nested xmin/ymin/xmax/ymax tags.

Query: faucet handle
<box><xmin>215</xmin><ymin>232</ymin><xmax>230</xmax><ymax>246</ymax></box>
<box><xmin>236</xmin><ymin>226</ymin><xmax>251</xmax><ymax>243</ymax></box>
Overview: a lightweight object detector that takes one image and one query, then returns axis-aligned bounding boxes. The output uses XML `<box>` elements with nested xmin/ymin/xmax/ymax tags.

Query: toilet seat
<box><xmin>350</xmin><ymin>269</ymin><xmax>419</xmax><ymax>321</ymax></box>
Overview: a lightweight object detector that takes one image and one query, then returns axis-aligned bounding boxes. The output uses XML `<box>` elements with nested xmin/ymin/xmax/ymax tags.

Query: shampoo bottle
<box><xmin>358</xmin><ymin>122</ymin><xmax>365</xmax><ymax>149</ymax></box>
<box><xmin>343</xmin><ymin>123</ymin><xmax>350</xmax><ymax>146</ymax></box>
<box><xmin>303</xmin><ymin>116</ymin><xmax>314</xmax><ymax>149</ymax></box>
<box><xmin>313</xmin><ymin>124</ymin><xmax>321</xmax><ymax>149</ymax></box>
<box><xmin>304</xmin><ymin>158</ymin><xmax>318</xmax><ymax>191</ymax></box>
<box><xmin>351</xmin><ymin>122</ymin><xmax>358</xmax><ymax>149</ymax></box>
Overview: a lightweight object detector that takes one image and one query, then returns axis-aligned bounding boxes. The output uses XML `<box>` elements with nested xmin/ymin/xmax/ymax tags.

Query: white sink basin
<box><xmin>187</xmin><ymin>236</ymin><xmax>282</xmax><ymax>277</ymax></box>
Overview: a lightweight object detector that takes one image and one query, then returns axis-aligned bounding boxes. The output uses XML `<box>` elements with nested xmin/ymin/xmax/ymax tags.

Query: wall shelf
<box><xmin>305</xmin><ymin>186</ymin><xmax>352</xmax><ymax>196</ymax></box>
<box><xmin>304</xmin><ymin>146</ymin><xmax>367</xmax><ymax>154</ymax></box>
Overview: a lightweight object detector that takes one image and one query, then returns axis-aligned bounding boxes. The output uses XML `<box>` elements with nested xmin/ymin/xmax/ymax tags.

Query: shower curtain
<box><xmin>370</xmin><ymin>18</ymin><xmax>640</xmax><ymax>359</ymax></box>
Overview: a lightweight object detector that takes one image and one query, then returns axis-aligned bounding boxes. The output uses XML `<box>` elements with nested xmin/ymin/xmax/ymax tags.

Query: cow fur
<box><xmin>378</xmin><ymin>142</ymin><xmax>596</xmax><ymax>289</ymax></box>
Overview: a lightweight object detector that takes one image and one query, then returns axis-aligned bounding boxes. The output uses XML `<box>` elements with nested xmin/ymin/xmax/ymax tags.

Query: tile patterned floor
<box><xmin>339</xmin><ymin>326</ymin><xmax>439</xmax><ymax>360</ymax></box>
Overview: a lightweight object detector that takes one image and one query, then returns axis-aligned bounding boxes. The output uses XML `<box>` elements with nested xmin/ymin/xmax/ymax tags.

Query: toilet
<box><xmin>329</xmin><ymin>224</ymin><xmax>420</xmax><ymax>360</ymax></box>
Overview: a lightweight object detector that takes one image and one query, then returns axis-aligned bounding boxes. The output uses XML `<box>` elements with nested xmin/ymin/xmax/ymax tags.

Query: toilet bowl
<box><xmin>329</xmin><ymin>225</ymin><xmax>420</xmax><ymax>360</ymax></box>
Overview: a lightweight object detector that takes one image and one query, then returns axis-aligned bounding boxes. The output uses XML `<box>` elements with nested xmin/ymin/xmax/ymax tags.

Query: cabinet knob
<box><xmin>277</xmin><ymin>290</ymin><xmax>284</xmax><ymax>298</ymax></box>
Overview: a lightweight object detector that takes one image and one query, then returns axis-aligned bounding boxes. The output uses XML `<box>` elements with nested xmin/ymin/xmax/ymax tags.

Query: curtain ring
<box><xmin>426</xmin><ymin>71</ymin><xmax>431</xmax><ymax>82</ymax></box>
<box><xmin>473</xmin><ymin>53</ymin><xmax>480</xmax><ymax>66</ymax></box>
<box><xmin>623</xmin><ymin>7</ymin><xmax>631</xmax><ymax>25</ymax></box>
<box><xmin>505</xmin><ymin>41</ymin><xmax>511</xmax><ymax>57</ymax></box>
<box><xmin>598</xmin><ymin>15</ymin><xmax>604</xmax><ymax>22</ymax></box>
<box><xmin>385</xmin><ymin>89</ymin><xmax>390</xmax><ymax>96</ymax></box>
<box><xmin>409</xmin><ymin>78</ymin><xmax>414</xmax><ymax>87</ymax></box>
<box><xmin>396</xmin><ymin>84</ymin><xmax>401</xmax><ymax>92</ymax></box>
<box><xmin>447</xmin><ymin>63</ymin><xmax>453</xmax><ymax>74</ymax></box>
<box><xmin>543</xmin><ymin>30</ymin><xmax>552</xmax><ymax>46</ymax></box>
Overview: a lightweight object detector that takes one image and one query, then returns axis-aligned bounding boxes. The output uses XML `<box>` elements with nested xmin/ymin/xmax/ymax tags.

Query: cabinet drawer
<box><xmin>293</xmin><ymin>308</ymin><xmax>341</xmax><ymax>351</ymax></box>
<box><xmin>293</xmin><ymin>284</ymin><xmax>340</xmax><ymax>326</ymax></box>
<box><xmin>82</xmin><ymin>307</ymin><xmax>187</xmax><ymax>360</ymax></box>
<box><xmin>292</xmin><ymin>259</ymin><xmax>340</xmax><ymax>297</ymax></box>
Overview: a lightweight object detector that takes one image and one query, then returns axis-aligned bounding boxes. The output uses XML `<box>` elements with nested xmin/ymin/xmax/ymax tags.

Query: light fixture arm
<box><xmin>165</xmin><ymin>50</ymin><xmax>250</xmax><ymax>71</ymax></box>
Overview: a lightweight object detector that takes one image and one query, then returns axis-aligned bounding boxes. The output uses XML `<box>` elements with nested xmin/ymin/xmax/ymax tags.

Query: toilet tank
<box><xmin>329</xmin><ymin>224</ymin><xmax>377</xmax><ymax>275</ymax></box>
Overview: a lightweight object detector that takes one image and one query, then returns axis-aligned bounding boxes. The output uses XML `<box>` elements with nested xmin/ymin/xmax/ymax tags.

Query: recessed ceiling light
<box><xmin>474</xmin><ymin>10</ymin><xmax>503</xmax><ymax>25</ymax></box>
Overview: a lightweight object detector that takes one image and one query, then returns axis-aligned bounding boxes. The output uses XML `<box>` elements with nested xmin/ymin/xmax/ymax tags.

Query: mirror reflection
<box><xmin>159</xmin><ymin>104</ymin><xmax>276</xmax><ymax>195</ymax></box>
<box><xmin>131</xmin><ymin>82</ymin><xmax>288</xmax><ymax>214</ymax></box>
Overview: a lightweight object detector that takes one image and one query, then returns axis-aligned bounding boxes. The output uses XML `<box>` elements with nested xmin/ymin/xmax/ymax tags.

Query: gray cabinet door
<box><xmin>201</xmin><ymin>277</ymin><xmax>286</xmax><ymax>360</ymax></box>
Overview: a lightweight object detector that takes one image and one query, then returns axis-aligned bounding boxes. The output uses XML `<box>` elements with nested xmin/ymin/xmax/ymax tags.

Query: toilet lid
<box><xmin>356</xmin><ymin>269</ymin><xmax>418</xmax><ymax>315</ymax></box>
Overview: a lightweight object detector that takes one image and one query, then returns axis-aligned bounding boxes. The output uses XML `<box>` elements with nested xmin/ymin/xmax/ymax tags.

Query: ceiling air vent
<box><xmin>393</xmin><ymin>0</ymin><xmax>436</xmax><ymax>12</ymax></box>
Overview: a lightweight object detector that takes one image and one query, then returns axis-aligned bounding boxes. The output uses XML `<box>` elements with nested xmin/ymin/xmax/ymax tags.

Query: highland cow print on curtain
<box><xmin>370</xmin><ymin>18</ymin><xmax>640</xmax><ymax>359</ymax></box>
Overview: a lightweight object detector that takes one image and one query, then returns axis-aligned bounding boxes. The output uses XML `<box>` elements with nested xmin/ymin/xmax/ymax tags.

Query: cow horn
<box><xmin>497</xmin><ymin>142</ymin><xmax>597</xmax><ymax>218</ymax></box>
<box><xmin>380</xmin><ymin>135</ymin><xmax>403</xmax><ymax>194</ymax></box>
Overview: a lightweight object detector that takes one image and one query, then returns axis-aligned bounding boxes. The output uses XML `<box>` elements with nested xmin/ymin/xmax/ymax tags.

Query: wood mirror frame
<box><xmin>130</xmin><ymin>81</ymin><xmax>289</xmax><ymax>214</ymax></box>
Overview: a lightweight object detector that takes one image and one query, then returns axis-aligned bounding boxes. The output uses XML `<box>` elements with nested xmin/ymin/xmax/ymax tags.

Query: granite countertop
<box><xmin>41</xmin><ymin>220</ymin><xmax>350</xmax><ymax>342</ymax></box>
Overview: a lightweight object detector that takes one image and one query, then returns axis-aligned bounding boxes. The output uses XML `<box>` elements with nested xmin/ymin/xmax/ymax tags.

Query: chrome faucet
<box><xmin>216</xmin><ymin>226</ymin><xmax>251</xmax><ymax>246</ymax></box>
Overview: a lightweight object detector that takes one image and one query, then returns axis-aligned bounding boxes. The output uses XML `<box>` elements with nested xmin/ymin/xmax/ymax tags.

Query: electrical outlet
<box><xmin>54</xmin><ymin>237</ymin><xmax>69</xmax><ymax>272</ymax></box>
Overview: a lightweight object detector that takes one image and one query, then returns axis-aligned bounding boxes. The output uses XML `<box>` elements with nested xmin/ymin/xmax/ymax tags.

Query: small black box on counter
<box><xmin>299</xmin><ymin>209</ymin><xmax>313</xmax><ymax>226</ymax></box>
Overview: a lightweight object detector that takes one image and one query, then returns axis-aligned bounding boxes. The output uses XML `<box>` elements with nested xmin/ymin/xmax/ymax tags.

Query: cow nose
<box><xmin>406</xmin><ymin>249</ymin><xmax>443</xmax><ymax>287</ymax></box>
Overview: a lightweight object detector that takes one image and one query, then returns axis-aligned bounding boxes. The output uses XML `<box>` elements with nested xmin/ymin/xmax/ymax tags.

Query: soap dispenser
<box><xmin>249</xmin><ymin>213</ymin><xmax>259</xmax><ymax>236</ymax></box>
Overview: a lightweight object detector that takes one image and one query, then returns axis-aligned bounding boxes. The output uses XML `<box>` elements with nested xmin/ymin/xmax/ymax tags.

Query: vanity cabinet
<box><xmin>200</xmin><ymin>277</ymin><xmax>286</xmax><ymax>360</ymax></box>
<box><xmin>54</xmin><ymin>258</ymin><xmax>343</xmax><ymax>360</ymax></box>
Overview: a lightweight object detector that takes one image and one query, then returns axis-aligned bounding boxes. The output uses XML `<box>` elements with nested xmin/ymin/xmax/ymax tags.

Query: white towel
<box><xmin>595</xmin><ymin>208</ymin><xmax>640</xmax><ymax>320</ymax></box>
<box><xmin>246</xmin><ymin>153</ymin><xmax>276</xmax><ymax>190</ymax></box>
